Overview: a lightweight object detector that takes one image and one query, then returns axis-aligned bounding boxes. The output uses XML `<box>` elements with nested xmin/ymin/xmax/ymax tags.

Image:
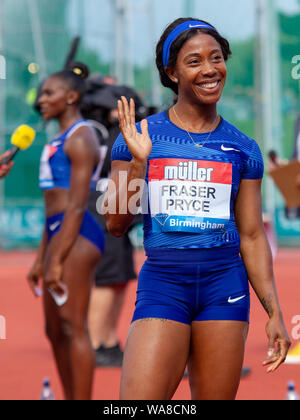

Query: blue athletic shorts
<box><xmin>132</xmin><ymin>247</ymin><xmax>250</xmax><ymax>325</ymax></box>
<box><xmin>46</xmin><ymin>211</ymin><xmax>105</xmax><ymax>254</ymax></box>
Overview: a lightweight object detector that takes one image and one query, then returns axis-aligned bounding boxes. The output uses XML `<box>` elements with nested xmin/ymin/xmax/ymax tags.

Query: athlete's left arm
<box><xmin>44</xmin><ymin>127</ymin><xmax>99</xmax><ymax>294</ymax></box>
<box><xmin>235</xmin><ymin>179</ymin><xmax>291</xmax><ymax>372</ymax></box>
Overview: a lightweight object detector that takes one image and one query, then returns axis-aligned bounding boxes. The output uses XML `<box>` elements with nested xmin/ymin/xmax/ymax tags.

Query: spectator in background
<box><xmin>0</xmin><ymin>151</ymin><xmax>13</xmax><ymax>178</ymax></box>
<box><xmin>269</xmin><ymin>115</ymin><xmax>300</xmax><ymax>218</ymax></box>
<box><xmin>87</xmin><ymin>106</ymin><xmax>137</xmax><ymax>367</ymax></box>
<box><xmin>82</xmin><ymin>78</ymin><xmax>144</xmax><ymax>367</ymax></box>
<box><xmin>291</xmin><ymin>115</ymin><xmax>300</xmax><ymax>161</ymax></box>
<box><xmin>269</xmin><ymin>116</ymin><xmax>300</xmax><ymax>169</ymax></box>
<box><xmin>292</xmin><ymin>115</ymin><xmax>300</xmax><ymax>191</ymax></box>
<box><xmin>103</xmin><ymin>75</ymin><xmax>117</xmax><ymax>86</ymax></box>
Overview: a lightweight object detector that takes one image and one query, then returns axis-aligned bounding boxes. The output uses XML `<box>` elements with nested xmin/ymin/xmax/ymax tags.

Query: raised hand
<box><xmin>118</xmin><ymin>97</ymin><xmax>152</xmax><ymax>164</ymax></box>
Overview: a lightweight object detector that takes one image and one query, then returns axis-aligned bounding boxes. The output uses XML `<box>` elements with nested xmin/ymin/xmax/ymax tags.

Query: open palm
<box><xmin>118</xmin><ymin>97</ymin><xmax>152</xmax><ymax>163</ymax></box>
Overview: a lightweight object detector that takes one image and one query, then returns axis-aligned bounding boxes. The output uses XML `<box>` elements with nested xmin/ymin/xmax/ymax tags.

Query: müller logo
<box><xmin>0</xmin><ymin>55</ymin><xmax>6</xmax><ymax>80</ymax></box>
<box><xmin>164</xmin><ymin>161</ymin><xmax>214</xmax><ymax>182</ymax></box>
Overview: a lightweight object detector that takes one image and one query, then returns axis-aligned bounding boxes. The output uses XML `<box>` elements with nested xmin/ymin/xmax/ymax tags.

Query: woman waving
<box><xmin>105</xmin><ymin>18</ymin><xmax>290</xmax><ymax>400</ymax></box>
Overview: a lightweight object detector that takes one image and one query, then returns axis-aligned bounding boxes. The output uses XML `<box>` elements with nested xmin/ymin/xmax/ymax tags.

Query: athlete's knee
<box><xmin>45</xmin><ymin>321</ymin><xmax>63</xmax><ymax>344</ymax></box>
<box><xmin>120</xmin><ymin>374</ymin><xmax>140</xmax><ymax>400</ymax></box>
<box><xmin>59</xmin><ymin>315</ymin><xmax>88</xmax><ymax>342</ymax></box>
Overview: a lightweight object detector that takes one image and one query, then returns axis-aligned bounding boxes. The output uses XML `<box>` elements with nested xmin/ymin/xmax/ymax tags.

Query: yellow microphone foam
<box><xmin>10</xmin><ymin>125</ymin><xmax>36</xmax><ymax>151</ymax></box>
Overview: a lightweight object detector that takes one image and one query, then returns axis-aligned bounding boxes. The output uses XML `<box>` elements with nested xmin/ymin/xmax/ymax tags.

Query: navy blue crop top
<box><xmin>39</xmin><ymin>120</ymin><xmax>102</xmax><ymax>191</ymax></box>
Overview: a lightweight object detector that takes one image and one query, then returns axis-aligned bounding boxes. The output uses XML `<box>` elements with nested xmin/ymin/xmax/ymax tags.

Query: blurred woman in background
<box><xmin>27</xmin><ymin>64</ymin><xmax>105</xmax><ymax>400</ymax></box>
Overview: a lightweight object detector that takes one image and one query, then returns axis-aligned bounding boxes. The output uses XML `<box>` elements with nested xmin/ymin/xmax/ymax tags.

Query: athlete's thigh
<box><xmin>42</xmin><ymin>240</ymin><xmax>62</xmax><ymax>329</ymax></box>
<box><xmin>61</xmin><ymin>236</ymin><xmax>101</xmax><ymax>320</ymax></box>
<box><xmin>44</xmin><ymin>234</ymin><xmax>101</xmax><ymax>323</ymax></box>
<box><xmin>120</xmin><ymin>319</ymin><xmax>191</xmax><ymax>401</ymax></box>
<box><xmin>188</xmin><ymin>321</ymin><xmax>249</xmax><ymax>401</ymax></box>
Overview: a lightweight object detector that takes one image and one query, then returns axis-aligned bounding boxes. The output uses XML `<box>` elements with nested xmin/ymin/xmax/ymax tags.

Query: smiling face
<box><xmin>166</xmin><ymin>32</ymin><xmax>227</xmax><ymax>106</ymax></box>
<box><xmin>38</xmin><ymin>76</ymin><xmax>79</xmax><ymax>120</ymax></box>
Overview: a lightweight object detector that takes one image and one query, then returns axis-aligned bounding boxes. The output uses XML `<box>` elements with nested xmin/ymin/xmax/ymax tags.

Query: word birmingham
<box><xmin>292</xmin><ymin>55</ymin><xmax>300</xmax><ymax>80</ymax></box>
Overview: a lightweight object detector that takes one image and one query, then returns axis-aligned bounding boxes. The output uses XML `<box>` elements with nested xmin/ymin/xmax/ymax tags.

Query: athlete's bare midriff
<box><xmin>44</xmin><ymin>188</ymin><xmax>71</xmax><ymax>218</ymax></box>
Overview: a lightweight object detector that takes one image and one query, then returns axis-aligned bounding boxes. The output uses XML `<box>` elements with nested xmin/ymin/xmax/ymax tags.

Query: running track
<box><xmin>0</xmin><ymin>249</ymin><xmax>299</xmax><ymax>400</ymax></box>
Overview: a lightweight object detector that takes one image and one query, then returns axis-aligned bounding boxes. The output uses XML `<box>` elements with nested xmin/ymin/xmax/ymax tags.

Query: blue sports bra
<box><xmin>39</xmin><ymin>120</ymin><xmax>103</xmax><ymax>191</ymax></box>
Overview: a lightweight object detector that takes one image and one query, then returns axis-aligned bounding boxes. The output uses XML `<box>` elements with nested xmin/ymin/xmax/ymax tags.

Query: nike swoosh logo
<box><xmin>221</xmin><ymin>145</ymin><xmax>241</xmax><ymax>152</ymax></box>
<box><xmin>228</xmin><ymin>295</ymin><xmax>246</xmax><ymax>304</ymax></box>
<box><xmin>49</xmin><ymin>221</ymin><xmax>61</xmax><ymax>232</ymax></box>
<box><xmin>189</xmin><ymin>24</ymin><xmax>205</xmax><ymax>28</ymax></box>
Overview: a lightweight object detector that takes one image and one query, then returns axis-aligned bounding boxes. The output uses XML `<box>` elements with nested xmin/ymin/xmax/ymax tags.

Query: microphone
<box><xmin>1</xmin><ymin>125</ymin><xmax>36</xmax><ymax>165</ymax></box>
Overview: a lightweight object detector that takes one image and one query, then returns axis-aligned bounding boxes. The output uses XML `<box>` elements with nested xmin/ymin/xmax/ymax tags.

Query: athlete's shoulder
<box><xmin>145</xmin><ymin>110</ymin><xmax>168</xmax><ymax>124</ymax></box>
<box><xmin>220</xmin><ymin>120</ymin><xmax>264</xmax><ymax>179</ymax></box>
<box><xmin>144</xmin><ymin>111</ymin><xmax>169</xmax><ymax>132</ymax></box>
<box><xmin>220</xmin><ymin>119</ymin><xmax>261</xmax><ymax>151</ymax></box>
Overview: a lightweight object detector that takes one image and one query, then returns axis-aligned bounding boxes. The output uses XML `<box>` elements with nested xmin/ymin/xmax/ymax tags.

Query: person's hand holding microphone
<box><xmin>0</xmin><ymin>125</ymin><xmax>36</xmax><ymax>178</ymax></box>
<box><xmin>0</xmin><ymin>151</ymin><xmax>13</xmax><ymax>178</ymax></box>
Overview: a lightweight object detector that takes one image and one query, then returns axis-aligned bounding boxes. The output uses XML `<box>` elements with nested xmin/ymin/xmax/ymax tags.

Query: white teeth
<box><xmin>199</xmin><ymin>81</ymin><xmax>218</xmax><ymax>89</ymax></box>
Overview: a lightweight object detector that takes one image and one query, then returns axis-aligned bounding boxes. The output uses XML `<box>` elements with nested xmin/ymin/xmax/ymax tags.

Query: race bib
<box><xmin>148</xmin><ymin>159</ymin><xmax>232</xmax><ymax>234</ymax></box>
<box><xmin>39</xmin><ymin>144</ymin><xmax>57</xmax><ymax>189</ymax></box>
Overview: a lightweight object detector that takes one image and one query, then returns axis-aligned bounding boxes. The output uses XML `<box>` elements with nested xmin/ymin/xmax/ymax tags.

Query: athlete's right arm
<box><xmin>104</xmin><ymin>159</ymin><xmax>147</xmax><ymax>237</ymax></box>
<box><xmin>104</xmin><ymin>97</ymin><xmax>152</xmax><ymax>237</ymax></box>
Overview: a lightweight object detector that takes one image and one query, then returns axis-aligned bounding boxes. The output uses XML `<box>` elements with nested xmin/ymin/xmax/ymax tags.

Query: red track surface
<box><xmin>0</xmin><ymin>248</ymin><xmax>299</xmax><ymax>400</ymax></box>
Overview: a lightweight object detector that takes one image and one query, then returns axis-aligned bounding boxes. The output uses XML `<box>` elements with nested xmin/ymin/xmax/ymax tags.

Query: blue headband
<box><xmin>163</xmin><ymin>20</ymin><xmax>216</xmax><ymax>67</ymax></box>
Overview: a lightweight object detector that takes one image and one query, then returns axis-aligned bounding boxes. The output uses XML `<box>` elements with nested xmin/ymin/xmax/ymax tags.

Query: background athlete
<box><xmin>105</xmin><ymin>18</ymin><xmax>290</xmax><ymax>400</ymax></box>
<box><xmin>27</xmin><ymin>64</ymin><xmax>105</xmax><ymax>400</ymax></box>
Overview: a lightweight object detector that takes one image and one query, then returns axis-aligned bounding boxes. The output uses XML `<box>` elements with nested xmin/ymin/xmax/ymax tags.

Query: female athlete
<box><xmin>27</xmin><ymin>64</ymin><xmax>105</xmax><ymax>400</ymax></box>
<box><xmin>105</xmin><ymin>18</ymin><xmax>290</xmax><ymax>400</ymax></box>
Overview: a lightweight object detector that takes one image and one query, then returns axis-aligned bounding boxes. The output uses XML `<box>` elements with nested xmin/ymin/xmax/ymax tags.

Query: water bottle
<box><xmin>286</xmin><ymin>381</ymin><xmax>300</xmax><ymax>401</ymax></box>
<box><xmin>39</xmin><ymin>377</ymin><xmax>55</xmax><ymax>400</ymax></box>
